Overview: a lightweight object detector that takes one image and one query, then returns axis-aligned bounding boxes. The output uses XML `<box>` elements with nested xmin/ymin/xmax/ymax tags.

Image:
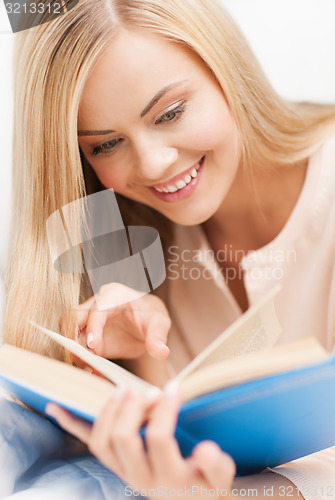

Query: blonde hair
<box><xmin>4</xmin><ymin>0</ymin><xmax>335</xmax><ymax>358</ymax></box>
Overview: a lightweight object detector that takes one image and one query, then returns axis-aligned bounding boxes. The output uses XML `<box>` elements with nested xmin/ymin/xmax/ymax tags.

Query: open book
<box><xmin>0</xmin><ymin>287</ymin><xmax>334</xmax><ymax>475</ymax></box>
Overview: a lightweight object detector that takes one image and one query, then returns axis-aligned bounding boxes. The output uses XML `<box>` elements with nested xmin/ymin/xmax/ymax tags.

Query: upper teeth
<box><xmin>154</xmin><ymin>163</ymin><xmax>200</xmax><ymax>193</ymax></box>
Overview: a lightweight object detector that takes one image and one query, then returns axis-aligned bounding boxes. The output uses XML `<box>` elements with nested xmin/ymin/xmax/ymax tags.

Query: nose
<box><xmin>132</xmin><ymin>135</ymin><xmax>178</xmax><ymax>182</ymax></box>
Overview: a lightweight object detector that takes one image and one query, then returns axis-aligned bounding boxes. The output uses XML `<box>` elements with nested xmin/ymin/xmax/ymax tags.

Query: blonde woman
<box><xmin>4</xmin><ymin>0</ymin><xmax>335</xmax><ymax>498</ymax></box>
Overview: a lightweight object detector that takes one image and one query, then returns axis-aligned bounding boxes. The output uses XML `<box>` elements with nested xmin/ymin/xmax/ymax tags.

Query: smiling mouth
<box><xmin>151</xmin><ymin>157</ymin><xmax>204</xmax><ymax>194</ymax></box>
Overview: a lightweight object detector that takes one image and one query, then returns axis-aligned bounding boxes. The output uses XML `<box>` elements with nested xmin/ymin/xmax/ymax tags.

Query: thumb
<box><xmin>190</xmin><ymin>441</ymin><xmax>236</xmax><ymax>488</ymax></box>
<box><xmin>145</xmin><ymin>313</ymin><xmax>171</xmax><ymax>360</ymax></box>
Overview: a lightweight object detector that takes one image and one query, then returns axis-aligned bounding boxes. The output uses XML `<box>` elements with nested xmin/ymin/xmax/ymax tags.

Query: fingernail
<box><xmin>156</xmin><ymin>340</ymin><xmax>169</xmax><ymax>351</ymax></box>
<box><xmin>153</xmin><ymin>340</ymin><xmax>170</xmax><ymax>357</ymax></box>
<box><xmin>87</xmin><ymin>332</ymin><xmax>94</xmax><ymax>348</ymax></box>
<box><xmin>164</xmin><ymin>379</ymin><xmax>179</xmax><ymax>395</ymax></box>
<box><xmin>84</xmin><ymin>366</ymin><xmax>93</xmax><ymax>374</ymax></box>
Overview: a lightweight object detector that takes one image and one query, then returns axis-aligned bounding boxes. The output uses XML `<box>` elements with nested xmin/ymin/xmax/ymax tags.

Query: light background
<box><xmin>0</xmin><ymin>0</ymin><xmax>335</xmax><ymax>277</ymax></box>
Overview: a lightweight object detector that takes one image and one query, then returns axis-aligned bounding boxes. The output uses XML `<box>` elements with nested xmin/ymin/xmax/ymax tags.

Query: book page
<box><xmin>0</xmin><ymin>344</ymin><xmax>116</xmax><ymax>419</ymax></box>
<box><xmin>180</xmin><ymin>337</ymin><xmax>327</xmax><ymax>401</ymax></box>
<box><xmin>30</xmin><ymin>322</ymin><xmax>156</xmax><ymax>394</ymax></box>
<box><xmin>175</xmin><ymin>286</ymin><xmax>282</xmax><ymax>383</ymax></box>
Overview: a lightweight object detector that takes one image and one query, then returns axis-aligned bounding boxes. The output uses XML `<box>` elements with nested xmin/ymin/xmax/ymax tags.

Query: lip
<box><xmin>150</xmin><ymin>159</ymin><xmax>202</xmax><ymax>190</ymax></box>
<box><xmin>148</xmin><ymin>156</ymin><xmax>205</xmax><ymax>203</ymax></box>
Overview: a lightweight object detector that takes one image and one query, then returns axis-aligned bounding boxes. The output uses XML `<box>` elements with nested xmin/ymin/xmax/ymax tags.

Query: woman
<box><xmin>4</xmin><ymin>0</ymin><xmax>335</xmax><ymax>498</ymax></box>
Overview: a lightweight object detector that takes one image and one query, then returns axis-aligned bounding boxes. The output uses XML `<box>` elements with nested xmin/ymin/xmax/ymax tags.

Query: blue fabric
<box><xmin>0</xmin><ymin>397</ymin><xmax>138</xmax><ymax>499</ymax></box>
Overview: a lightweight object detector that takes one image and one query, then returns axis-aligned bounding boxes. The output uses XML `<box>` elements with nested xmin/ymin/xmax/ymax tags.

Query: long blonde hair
<box><xmin>4</xmin><ymin>0</ymin><xmax>335</xmax><ymax>359</ymax></box>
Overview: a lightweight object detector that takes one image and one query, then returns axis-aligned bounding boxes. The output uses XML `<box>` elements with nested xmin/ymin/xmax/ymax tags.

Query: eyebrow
<box><xmin>77</xmin><ymin>129</ymin><xmax>115</xmax><ymax>136</ymax></box>
<box><xmin>140</xmin><ymin>81</ymin><xmax>186</xmax><ymax>118</ymax></box>
<box><xmin>77</xmin><ymin>80</ymin><xmax>187</xmax><ymax>137</ymax></box>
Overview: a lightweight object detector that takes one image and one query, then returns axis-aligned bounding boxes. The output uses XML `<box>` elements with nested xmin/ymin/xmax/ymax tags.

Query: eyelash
<box><xmin>92</xmin><ymin>102</ymin><xmax>187</xmax><ymax>156</ymax></box>
<box><xmin>155</xmin><ymin>101</ymin><xmax>187</xmax><ymax>125</ymax></box>
<box><xmin>92</xmin><ymin>138</ymin><xmax>122</xmax><ymax>156</ymax></box>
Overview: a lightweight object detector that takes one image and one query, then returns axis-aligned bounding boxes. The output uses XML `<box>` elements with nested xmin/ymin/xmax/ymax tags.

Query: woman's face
<box><xmin>78</xmin><ymin>29</ymin><xmax>242</xmax><ymax>226</ymax></box>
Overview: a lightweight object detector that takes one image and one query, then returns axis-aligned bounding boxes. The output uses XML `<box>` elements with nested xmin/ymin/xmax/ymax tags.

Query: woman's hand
<box><xmin>46</xmin><ymin>386</ymin><xmax>236</xmax><ymax>499</ymax></box>
<box><xmin>61</xmin><ymin>283</ymin><xmax>171</xmax><ymax>360</ymax></box>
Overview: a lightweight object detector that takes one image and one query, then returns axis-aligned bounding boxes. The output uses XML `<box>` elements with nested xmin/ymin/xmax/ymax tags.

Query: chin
<box><xmin>161</xmin><ymin>205</ymin><xmax>217</xmax><ymax>227</ymax></box>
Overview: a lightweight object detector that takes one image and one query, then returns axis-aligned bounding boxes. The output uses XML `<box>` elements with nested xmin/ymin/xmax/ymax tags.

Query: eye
<box><xmin>92</xmin><ymin>138</ymin><xmax>123</xmax><ymax>156</ymax></box>
<box><xmin>155</xmin><ymin>102</ymin><xmax>187</xmax><ymax>125</ymax></box>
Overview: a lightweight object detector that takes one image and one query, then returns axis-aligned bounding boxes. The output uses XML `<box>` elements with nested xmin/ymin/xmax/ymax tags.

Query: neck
<box><xmin>203</xmin><ymin>158</ymin><xmax>308</xmax><ymax>252</ymax></box>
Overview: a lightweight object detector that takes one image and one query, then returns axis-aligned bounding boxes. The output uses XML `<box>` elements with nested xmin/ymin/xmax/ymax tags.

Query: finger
<box><xmin>145</xmin><ymin>313</ymin><xmax>171</xmax><ymax>360</ymax></box>
<box><xmin>88</xmin><ymin>389</ymin><xmax>146</xmax><ymax>480</ymax></box>
<box><xmin>60</xmin><ymin>297</ymin><xmax>96</xmax><ymax>342</ymax></box>
<box><xmin>85</xmin><ymin>308</ymin><xmax>108</xmax><ymax>352</ymax></box>
<box><xmin>88</xmin><ymin>393</ymin><xmax>128</xmax><ymax>478</ymax></box>
<box><xmin>75</xmin><ymin>296</ymin><xmax>96</xmax><ymax>331</ymax></box>
<box><xmin>126</xmin><ymin>294</ymin><xmax>170</xmax><ymax>359</ymax></box>
<box><xmin>109</xmin><ymin>391</ymin><xmax>159</xmax><ymax>483</ymax></box>
<box><xmin>190</xmin><ymin>441</ymin><xmax>236</xmax><ymax>488</ymax></box>
<box><xmin>145</xmin><ymin>381</ymin><xmax>185</xmax><ymax>474</ymax></box>
<box><xmin>45</xmin><ymin>403</ymin><xmax>92</xmax><ymax>444</ymax></box>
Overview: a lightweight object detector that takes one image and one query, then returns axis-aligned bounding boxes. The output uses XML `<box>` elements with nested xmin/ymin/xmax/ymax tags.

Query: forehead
<box><xmin>78</xmin><ymin>29</ymin><xmax>209</xmax><ymax>129</ymax></box>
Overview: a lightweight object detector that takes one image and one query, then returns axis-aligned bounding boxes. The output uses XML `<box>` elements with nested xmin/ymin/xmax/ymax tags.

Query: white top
<box><xmin>165</xmin><ymin>133</ymin><xmax>335</xmax><ymax>498</ymax></box>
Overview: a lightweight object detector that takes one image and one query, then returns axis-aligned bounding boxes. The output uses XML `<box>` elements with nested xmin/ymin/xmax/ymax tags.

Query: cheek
<box><xmin>190</xmin><ymin>105</ymin><xmax>236</xmax><ymax>151</ymax></box>
<box><xmin>90</xmin><ymin>164</ymin><xmax>128</xmax><ymax>192</ymax></box>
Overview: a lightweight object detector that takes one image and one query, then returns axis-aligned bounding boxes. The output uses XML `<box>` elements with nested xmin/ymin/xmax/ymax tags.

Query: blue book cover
<box><xmin>176</xmin><ymin>354</ymin><xmax>335</xmax><ymax>475</ymax></box>
<box><xmin>0</xmin><ymin>344</ymin><xmax>335</xmax><ymax>476</ymax></box>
